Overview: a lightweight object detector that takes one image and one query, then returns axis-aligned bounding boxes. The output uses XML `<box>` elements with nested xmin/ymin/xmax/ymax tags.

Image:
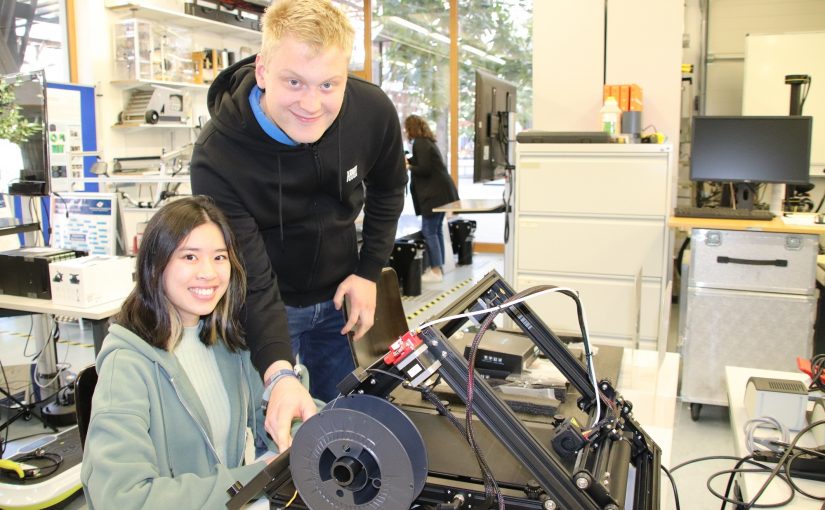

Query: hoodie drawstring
<box><xmin>337</xmin><ymin>126</ymin><xmax>343</xmax><ymax>201</ymax></box>
<box><xmin>277</xmin><ymin>154</ymin><xmax>284</xmax><ymax>246</ymax></box>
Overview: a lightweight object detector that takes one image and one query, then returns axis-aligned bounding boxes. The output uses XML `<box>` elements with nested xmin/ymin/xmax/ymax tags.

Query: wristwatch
<box><xmin>260</xmin><ymin>368</ymin><xmax>300</xmax><ymax>409</ymax></box>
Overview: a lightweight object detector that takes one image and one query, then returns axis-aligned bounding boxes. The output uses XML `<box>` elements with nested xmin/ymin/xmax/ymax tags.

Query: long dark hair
<box><xmin>117</xmin><ymin>196</ymin><xmax>247</xmax><ymax>352</ymax></box>
<box><xmin>404</xmin><ymin>114</ymin><xmax>436</xmax><ymax>142</ymax></box>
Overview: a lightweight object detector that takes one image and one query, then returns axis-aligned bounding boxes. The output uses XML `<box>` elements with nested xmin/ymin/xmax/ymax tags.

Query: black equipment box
<box><xmin>464</xmin><ymin>330</ymin><xmax>537</xmax><ymax>377</ymax></box>
<box><xmin>516</xmin><ymin>131</ymin><xmax>611</xmax><ymax>144</ymax></box>
<box><xmin>448</xmin><ymin>218</ymin><xmax>476</xmax><ymax>265</ymax></box>
<box><xmin>0</xmin><ymin>247</ymin><xmax>76</xmax><ymax>299</ymax></box>
<box><xmin>388</xmin><ymin>236</ymin><xmax>425</xmax><ymax>296</ymax></box>
<box><xmin>184</xmin><ymin>1</ymin><xmax>261</xmax><ymax>31</ymax></box>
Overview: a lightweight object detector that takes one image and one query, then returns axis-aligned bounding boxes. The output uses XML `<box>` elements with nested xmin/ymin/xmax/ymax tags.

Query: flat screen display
<box><xmin>473</xmin><ymin>70</ymin><xmax>517</xmax><ymax>183</ymax></box>
<box><xmin>690</xmin><ymin>116</ymin><xmax>812</xmax><ymax>186</ymax></box>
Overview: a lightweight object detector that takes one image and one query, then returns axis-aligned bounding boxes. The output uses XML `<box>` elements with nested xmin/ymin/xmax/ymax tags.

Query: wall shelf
<box><xmin>111</xmin><ymin>79</ymin><xmax>210</xmax><ymax>91</ymax></box>
<box><xmin>112</xmin><ymin>123</ymin><xmax>195</xmax><ymax>131</ymax></box>
<box><xmin>80</xmin><ymin>175</ymin><xmax>191</xmax><ymax>184</ymax></box>
<box><xmin>106</xmin><ymin>1</ymin><xmax>261</xmax><ymax>43</ymax></box>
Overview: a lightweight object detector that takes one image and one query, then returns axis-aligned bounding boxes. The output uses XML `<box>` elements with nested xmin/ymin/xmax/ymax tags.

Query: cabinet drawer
<box><xmin>689</xmin><ymin>229</ymin><xmax>817</xmax><ymax>294</ymax></box>
<box><xmin>515</xmin><ymin>273</ymin><xmax>663</xmax><ymax>342</ymax></box>
<box><xmin>517</xmin><ymin>217</ymin><xmax>665</xmax><ymax>277</ymax></box>
<box><xmin>516</xmin><ymin>153</ymin><xmax>668</xmax><ymax>215</ymax></box>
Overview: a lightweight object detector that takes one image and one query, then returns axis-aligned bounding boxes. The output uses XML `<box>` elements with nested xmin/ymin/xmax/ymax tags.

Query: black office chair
<box><xmin>74</xmin><ymin>364</ymin><xmax>98</xmax><ymax>449</ymax></box>
<box><xmin>347</xmin><ymin>267</ymin><xmax>410</xmax><ymax>368</ymax></box>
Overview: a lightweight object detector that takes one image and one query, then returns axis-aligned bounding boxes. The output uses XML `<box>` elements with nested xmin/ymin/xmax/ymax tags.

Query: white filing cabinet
<box><xmin>508</xmin><ymin>144</ymin><xmax>675</xmax><ymax>351</ymax></box>
<box><xmin>680</xmin><ymin>228</ymin><xmax>817</xmax><ymax>419</ymax></box>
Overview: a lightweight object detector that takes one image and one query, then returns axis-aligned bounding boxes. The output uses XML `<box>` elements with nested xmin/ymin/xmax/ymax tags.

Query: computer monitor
<box><xmin>2</xmin><ymin>70</ymin><xmax>50</xmax><ymax>196</ymax></box>
<box><xmin>473</xmin><ymin>70</ymin><xmax>517</xmax><ymax>183</ymax></box>
<box><xmin>690</xmin><ymin>116</ymin><xmax>812</xmax><ymax>208</ymax></box>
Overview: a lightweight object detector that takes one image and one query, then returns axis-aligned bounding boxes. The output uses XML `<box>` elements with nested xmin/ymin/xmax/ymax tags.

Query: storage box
<box><xmin>114</xmin><ymin>18</ymin><xmax>193</xmax><ymax>83</ymax></box>
<box><xmin>49</xmin><ymin>256</ymin><xmax>135</xmax><ymax>307</ymax></box>
<box><xmin>0</xmin><ymin>247</ymin><xmax>76</xmax><ymax>299</ymax></box>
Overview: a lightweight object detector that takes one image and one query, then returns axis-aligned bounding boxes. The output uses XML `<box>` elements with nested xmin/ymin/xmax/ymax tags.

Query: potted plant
<box><xmin>0</xmin><ymin>77</ymin><xmax>42</xmax><ymax>144</ymax></box>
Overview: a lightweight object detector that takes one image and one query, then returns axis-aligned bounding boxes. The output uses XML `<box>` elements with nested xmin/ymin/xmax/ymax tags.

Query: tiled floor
<box><xmin>0</xmin><ymin>253</ymin><xmax>742</xmax><ymax>509</ymax></box>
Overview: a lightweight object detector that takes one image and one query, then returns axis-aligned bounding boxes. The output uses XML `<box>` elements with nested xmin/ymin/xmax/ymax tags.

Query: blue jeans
<box><xmin>285</xmin><ymin>300</ymin><xmax>355</xmax><ymax>402</ymax></box>
<box><xmin>421</xmin><ymin>212</ymin><xmax>446</xmax><ymax>268</ymax></box>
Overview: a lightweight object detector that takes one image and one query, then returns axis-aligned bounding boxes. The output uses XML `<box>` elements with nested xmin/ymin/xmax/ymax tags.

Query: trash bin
<box><xmin>448</xmin><ymin>219</ymin><xmax>476</xmax><ymax>266</ymax></box>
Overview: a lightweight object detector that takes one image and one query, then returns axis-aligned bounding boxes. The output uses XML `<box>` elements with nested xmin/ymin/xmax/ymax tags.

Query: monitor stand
<box><xmin>734</xmin><ymin>183</ymin><xmax>756</xmax><ymax>210</ymax></box>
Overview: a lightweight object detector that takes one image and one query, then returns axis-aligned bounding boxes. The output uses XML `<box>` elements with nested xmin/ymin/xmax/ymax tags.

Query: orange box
<box><xmin>619</xmin><ymin>85</ymin><xmax>630</xmax><ymax>111</ymax></box>
<box><xmin>629</xmin><ymin>83</ymin><xmax>643</xmax><ymax>111</ymax></box>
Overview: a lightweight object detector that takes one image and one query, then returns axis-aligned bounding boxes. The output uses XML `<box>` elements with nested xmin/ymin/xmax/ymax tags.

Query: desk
<box><xmin>669</xmin><ymin>216</ymin><xmax>825</xmax><ymax>235</ymax></box>
<box><xmin>0</xmin><ymin>294</ymin><xmax>124</xmax><ymax>354</ymax></box>
<box><xmin>432</xmin><ymin>199</ymin><xmax>505</xmax><ymax>213</ymax></box>
<box><xmin>725</xmin><ymin>366</ymin><xmax>823</xmax><ymax>508</ymax></box>
<box><xmin>671</xmin><ymin>216</ymin><xmax>820</xmax><ymax>418</ymax></box>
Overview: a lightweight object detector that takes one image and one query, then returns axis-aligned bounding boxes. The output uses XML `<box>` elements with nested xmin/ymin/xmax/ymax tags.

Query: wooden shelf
<box><xmin>106</xmin><ymin>1</ymin><xmax>261</xmax><ymax>43</ymax></box>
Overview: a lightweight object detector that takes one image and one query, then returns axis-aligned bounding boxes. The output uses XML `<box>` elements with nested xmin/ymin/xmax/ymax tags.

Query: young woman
<box><xmin>81</xmin><ymin>196</ymin><xmax>285</xmax><ymax>508</ymax></box>
<box><xmin>405</xmin><ymin>114</ymin><xmax>460</xmax><ymax>283</ymax></box>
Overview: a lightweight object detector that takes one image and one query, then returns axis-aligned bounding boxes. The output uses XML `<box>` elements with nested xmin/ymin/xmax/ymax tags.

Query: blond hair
<box><xmin>261</xmin><ymin>0</ymin><xmax>355</xmax><ymax>61</ymax></box>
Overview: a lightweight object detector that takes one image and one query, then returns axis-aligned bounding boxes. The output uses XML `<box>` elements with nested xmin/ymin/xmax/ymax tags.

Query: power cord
<box><xmin>0</xmin><ymin>449</ymin><xmax>63</xmax><ymax>480</ymax></box>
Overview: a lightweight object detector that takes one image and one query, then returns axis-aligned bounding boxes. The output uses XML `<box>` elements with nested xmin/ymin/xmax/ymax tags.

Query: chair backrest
<box><xmin>347</xmin><ymin>267</ymin><xmax>410</xmax><ymax>368</ymax></box>
<box><xmin>74</xmin><ymin>364</ymin><xmax>98</xmax><ymax>449</ymax></box>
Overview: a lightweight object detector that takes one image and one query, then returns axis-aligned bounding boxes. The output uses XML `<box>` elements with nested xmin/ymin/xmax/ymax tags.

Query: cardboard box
<box><xmin>619</xmin><ymin>85</ymin><xmax>630</xmax><ymax>111</ymax></box>
<box><xmin>49</xmin><ymin>256</ymin><xmax>135</xmax><ymax>307</ymax></box>
<box><xmin>630</xmin><ymin>83</ymin><xmax>643</xmax><ymax>111</ymax></box>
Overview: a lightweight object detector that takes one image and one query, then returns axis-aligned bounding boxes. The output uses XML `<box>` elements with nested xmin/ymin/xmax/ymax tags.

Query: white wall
<box><xmin>532</xmin><ymin>1</ymin><xmax>605</xmax><ymax>131</ymax></box>
<box><xmin>532</xmin><ymin>1</ymin><xmax>683</xmax><ymax>146</ymax></box>
<box><xmin>704</xmin><ymin>0</ymin><xmax>825</xmax><ymax>116</ymax></box>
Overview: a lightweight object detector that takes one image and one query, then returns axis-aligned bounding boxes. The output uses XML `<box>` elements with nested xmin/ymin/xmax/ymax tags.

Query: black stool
<box><xmin>448</xmin><ymin>219</ymin><xmax>476</xmax><ymax>265</ymax></box>
<box><xmin>388</xmin><ymin>237</ymin><xmax>425</xmax><ymax>296</ymax></box>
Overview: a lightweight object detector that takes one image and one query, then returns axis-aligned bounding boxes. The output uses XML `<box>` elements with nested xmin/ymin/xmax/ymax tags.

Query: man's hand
<box><xmin>263</xmin><ymin>361</ymin><xmax>316</xmax><ymax>452</ymax></box>
<box><xmin>333</xmin><ymin>274</ymin><xmax>377</xmax><ymax>340</ymax></box>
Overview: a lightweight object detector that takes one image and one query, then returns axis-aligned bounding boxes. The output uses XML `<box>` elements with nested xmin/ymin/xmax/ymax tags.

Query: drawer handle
<box><xmin>716</xmin><ymin>256</ymin><xmax>788</xmax><ymax>267</ymax></box>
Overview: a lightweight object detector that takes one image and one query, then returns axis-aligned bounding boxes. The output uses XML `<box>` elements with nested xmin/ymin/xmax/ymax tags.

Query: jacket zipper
<box><xmin>309</xmin><ymin>145</ymin><xmax>323</xmax><ymax>290</ymax></box>
<box><xmin>165</xmin><ymin>372</ymin><xmax>224</xmax><ymax>464</ymax></box>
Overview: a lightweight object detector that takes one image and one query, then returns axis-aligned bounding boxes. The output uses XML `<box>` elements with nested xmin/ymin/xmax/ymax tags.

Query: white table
<box><xmin>432</xmin><ymin>199</ymin><xmax>505</xmax><ymax>213</ymax></box>
<box><xmin>0</xmin><ymin>294</ymin><xmax>125</xmax><ymax>354</ymax></box>
<box><xmin>725</xmin><ymin>365</ymin><xmax>823</xmax><ymax>508</ymax></box>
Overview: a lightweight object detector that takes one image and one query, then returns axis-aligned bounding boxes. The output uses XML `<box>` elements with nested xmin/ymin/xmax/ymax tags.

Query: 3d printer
<box><xmin>227</xmin><ymin>271</ymin><xmax>662</xmax><ymax>509</ymax></box>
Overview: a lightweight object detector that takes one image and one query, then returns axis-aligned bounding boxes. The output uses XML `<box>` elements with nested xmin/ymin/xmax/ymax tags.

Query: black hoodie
<box><xmin>190</xmin><ymin>55</ymin><xmax>407</xmax><ymax>374</ymax></box>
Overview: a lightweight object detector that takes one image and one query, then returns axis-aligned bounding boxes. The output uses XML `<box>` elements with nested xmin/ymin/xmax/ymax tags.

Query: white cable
<box><xmin>744</xmin><ymin>416</ymin><xmax>789</xmax><ymax>454</ymax></box>
<box><xmin>415</xmin><ymin>285</ymin><xmax>602</xmax><ymax>427</ymax></box>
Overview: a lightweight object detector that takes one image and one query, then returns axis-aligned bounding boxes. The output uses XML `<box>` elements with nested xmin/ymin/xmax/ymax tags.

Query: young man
<box><xmin>190</xmin><ymin>0</ymin><xmax>407</xmax><ymax>450</ymax></box>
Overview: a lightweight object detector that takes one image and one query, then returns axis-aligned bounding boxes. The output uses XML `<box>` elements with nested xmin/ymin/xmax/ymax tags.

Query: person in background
<box><xmin>81</xmin><ymin>196</ymin><xmax>294</xmax><ymax>508</ymax></box>
<box><xmin>190</xmin><ymin>0</ymin><xmax>407</xmax><ymax>428</ymax></box>
<box><xmin>405</xmin><ymin>114</ymin><xmax>460</xmax><ymax>283</ymax></box>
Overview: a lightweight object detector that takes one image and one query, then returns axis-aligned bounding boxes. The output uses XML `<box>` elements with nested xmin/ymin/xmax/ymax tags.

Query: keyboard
<box><xmin>673</xmin><ymin>207</ymin><xmax>775</xmax><ymax>221</ymax></box>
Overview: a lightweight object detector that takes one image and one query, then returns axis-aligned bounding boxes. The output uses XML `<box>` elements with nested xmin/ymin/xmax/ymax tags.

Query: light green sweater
<box><xmin>81</xmin><ymin>324</ymin><xmax>274</xmax><ymax>510</ymax></box>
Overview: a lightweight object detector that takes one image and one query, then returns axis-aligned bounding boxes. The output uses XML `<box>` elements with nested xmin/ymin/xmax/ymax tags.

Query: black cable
<box><xmin>675</xmin><ymin>236</ymin><xmax>690</xmax><ymax>277</ymax></box>
<box><xmin>8</xmin><ymin>450</ymin><xmax>63</xmax><ymax>479</ymax></box>
<box><xmin>0</xmin><ymin>358</ymin><xmax>11</xmax><ymax>457</ymax></box>
<box><xmin>671</xmin><ymin>454</ymin><xmax>760</xmax><ymax>472</ymax></box>
<box><xmin>661</xmin><ymin>465</ymin><xmax>681</xmax><ymax>510</ymax></box>
<box><xmin>785</xmin><ymin>452</ymin><xmax>825</xmax><ymax>501</ymax></box>
<box><xmin>808</xmin><ymin>354</ymin><xmax>825</xmax><ymax>392</ymax></box>
<box><xmin>709</xmin><ymin>467</ymin><xmax>794</xmax><ymax>508</ymax></box>
<box><xmin>740</xmin><ymin>419</ymin><xmax>825</xmax><ymax>509</ymax></box>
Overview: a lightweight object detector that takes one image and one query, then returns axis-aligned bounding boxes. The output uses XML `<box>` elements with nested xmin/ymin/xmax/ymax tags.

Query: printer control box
<box><xmin>0</xmin><ymin>247</ymin><xmax>77</xmax><ymax>299</ymax></box>
<box><xmin>744</xmin><ymin>376</ymin><xmax>808</xmax><ymax>431</ymax></box>
<box><xmin>49</xmin><ymin>256</ymin><xmax>135</xmax><ymax>307</ymax></box>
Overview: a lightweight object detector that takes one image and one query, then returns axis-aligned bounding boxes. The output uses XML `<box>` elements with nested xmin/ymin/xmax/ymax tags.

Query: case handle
<box><xmin>716</xmin><ymin>256</ymin><xmax>788</xmax><ymax>267</ymax></box>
